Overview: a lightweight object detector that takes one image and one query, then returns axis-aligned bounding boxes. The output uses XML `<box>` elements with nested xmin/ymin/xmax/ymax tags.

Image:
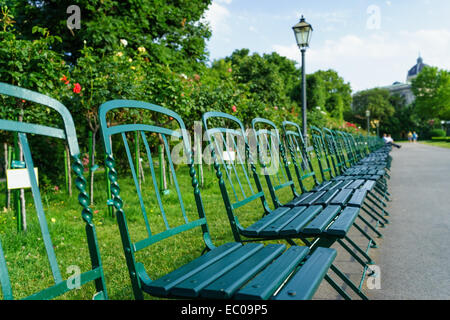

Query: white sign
<box><xmin>222</xmin><ymin>151</ymin><xmax>236</xmax><ymax>162</ymax></box>
<box><xmin>6</xmin><ymin>168</ymin><xmax>39</xmax><ymax>190</ymax></box>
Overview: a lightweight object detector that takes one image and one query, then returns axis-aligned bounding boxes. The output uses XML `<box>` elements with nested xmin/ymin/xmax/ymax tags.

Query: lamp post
<box><xmin>292</xmin><ymin>15</ymin><xmax>313</xmax><ymax>138</ymax></box>
<box><xmin>365</xmin><ymin>109</ymin><xmax>371</xmax><ymax>135</ymax></box>
<box><xmin>373</xmin><ymin>119</ymin><xmax>380</xmax><ymax>137</ymax></box>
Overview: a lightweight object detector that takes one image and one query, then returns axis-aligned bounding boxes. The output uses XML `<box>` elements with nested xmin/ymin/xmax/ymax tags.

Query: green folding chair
<box><xmin>0</xmin><ymin>83</ymin><xmax>107</xmax><ymax>300</ymax></box>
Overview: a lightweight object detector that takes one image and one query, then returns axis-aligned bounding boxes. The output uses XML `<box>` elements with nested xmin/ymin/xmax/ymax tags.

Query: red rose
<box><xmin>231</xmin><ymin>105</ymin><xmax>237</xmax><ymax>113</ymax></box>
<box><xmin>60</xmin><ymin>75</ymin><xmax>67</xmax><ymax>82</ymax></box>
<box><xmin>73</xmin><ymin>83</ymin><xmax>82</xmax><ymax>94</ymax></box>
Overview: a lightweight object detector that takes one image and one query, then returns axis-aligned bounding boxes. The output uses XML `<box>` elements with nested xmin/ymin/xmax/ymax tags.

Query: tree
<box><xmin>225</xmin><ymin>49</ymin><xmax>299</xmax><ymax>111</ymax></box>
<box><xmin>411</xmin><ymin>66</ymin><xmax>450</xmax><ymax>120</ymax></box>
<box><xmin>352</xmin><ymin>88</ymin><xmax>395</xmax><ymax>127</ymax></box>
<box><xmin>10</xmin><ymin>0</ymin><xmax>212</xmax><ymax>70</ymax></box>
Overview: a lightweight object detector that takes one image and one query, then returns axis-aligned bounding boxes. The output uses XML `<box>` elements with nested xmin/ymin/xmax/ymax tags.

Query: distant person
<box><xmin>412</xmin><ymin>131</ymin><xmax>418</xmax><ymax>143</ymax></box>
<box><xmin>386</xmin><ymin>134</ymin><xmax>401</xmax><ymax>149</ymax></box>
<box><xmin>407</xmin><ymin>131</ymin><xmax>413</xmax><ymax>142</ymax></box>
<box><xmin>382</xmin><ymin>133</ymin><xmax>389</xmax><ymax>144</ymax></box>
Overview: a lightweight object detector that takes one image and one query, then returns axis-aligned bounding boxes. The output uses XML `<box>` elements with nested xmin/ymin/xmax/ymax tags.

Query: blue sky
<box><xmin>203</xmin><ymin>0</ymin><xmax>450</xmax><ymax>92</ymax></box>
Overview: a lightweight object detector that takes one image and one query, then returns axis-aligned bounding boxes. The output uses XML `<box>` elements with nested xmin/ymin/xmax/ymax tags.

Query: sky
<box><xmin>203</xmin><ymin>0</ymin><xmax>450</xmax><ymax>93</ymax></box>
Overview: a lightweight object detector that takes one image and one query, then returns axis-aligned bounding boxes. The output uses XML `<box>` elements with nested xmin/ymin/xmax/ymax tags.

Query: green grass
<box><xmin>0</xmin><ymin>156</ymin><xmax>327</xmax><ymax>300</ymax></box>
<box><xmin>419</xmin><ymin>140</ymin><xmax>450</xmax><ymax>149</ymax></box>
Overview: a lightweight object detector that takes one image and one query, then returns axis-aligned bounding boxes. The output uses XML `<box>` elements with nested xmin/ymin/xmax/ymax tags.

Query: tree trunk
<box><xmin>65</xmin><ymin>144</ymin><xmax>72</xmax><ymax>197</ymax></box>
<box><xmin>3</xmin><ymin>142</ymin><xmax>10</xmax><ymax>209</ymax></box>
<box><xmin>158</xmin><ymin>134</ymin><xmax>167</xmax><ymax>191</ymax></box>
<box><xmin>17</xmin><ymin>116</ymin><xmax>26</xmax><ymax>232</ymax></box>
<box><xmin>90</xmin><ymin>129</ymin><xmax>97</xmax><ymax>206</ymax></box>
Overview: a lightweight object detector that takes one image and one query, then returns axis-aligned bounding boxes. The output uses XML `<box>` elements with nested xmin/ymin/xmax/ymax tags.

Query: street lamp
<box><xmin>365</xmin><ymin>109</ymin><xmax>371</xmax><ymax>135</ymax></box>
<box><xmin>292</xmin><ymin>15</ymin><xmax>313</xmax><ymax>138</ymax></box>
<box><xmin>373</xmin><ymin>119</ymin><xmax>380</xmax><ymax>137</ymax></box>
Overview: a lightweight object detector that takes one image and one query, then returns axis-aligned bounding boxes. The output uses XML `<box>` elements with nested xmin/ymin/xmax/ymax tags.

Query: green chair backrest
<box><xmin>202</xmin><ymin>111</ymin><xmax>273</xmax><ymax>242</ymax></box>
<box><xmin>321</xmin><ymin>127</ymin><xmax>345</xmax><ymax>176</ymax></box>
<box><xmin>281</xmin><ymin>120</ymin><xmax>320</xmax><ymax>192</ymax></box>
<box><xmin>0</xmin><ymin>82</ymin><xmax>107</xmax><ymax>300</ymax></box>
<box><xmin>251</xmin><ymin>118</ymin><xmax>299</xmax><ymax>208</ymax></box>
<box><xmin>99</xmin><ymin>100</ymin><xmax>214</xmax><ymax>300</ymax></box>
<box><xmin>310</xmin><ymin>126</ymin><xmax>335</xmax><ymax>182</ymax></box>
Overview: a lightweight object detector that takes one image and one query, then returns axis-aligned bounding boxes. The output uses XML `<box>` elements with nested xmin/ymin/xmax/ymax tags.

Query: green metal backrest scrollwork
<box><xmin>341</xmin><ymin>132</ymin><xmax>360</xmax><ymax>166</ymax></box>
<box><xmin>310</xmin><ymin>126</ymin><xmax>334</xmax><ymax>182</ymax></box>
<box><xmin>0</xmin><ymin>82</ymin><xmax>107</xmax><ymax>300</ymax></box>
<box><xmin>99</xmin><ymin>100</ymin><xmax>214</xmax><ymax>300</ymax></box>
<box><xmin>251</xmin><ymin>118</ymin><xmax>299</xmax><ymax>209</ymax></box>
<box><xmin>202</xmin><ymin>111</ymin><xmax>272</xmax><ymax>242</ymax></box>
<box><xmin>322</xmin><ymin>128</ymin><xmax>346</xmax><ymax>176</ymax></box>
<box><xmin>281</xmin><ymin>120</ymin><xmax>319</xmax><ymax>192</ymax></box>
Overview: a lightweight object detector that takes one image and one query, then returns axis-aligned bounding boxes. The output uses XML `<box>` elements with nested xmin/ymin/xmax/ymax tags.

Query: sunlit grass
<box><xmin>0</xmin><ymin>156</ymin><xmax>328</xmax><ymax>300</ymax></box>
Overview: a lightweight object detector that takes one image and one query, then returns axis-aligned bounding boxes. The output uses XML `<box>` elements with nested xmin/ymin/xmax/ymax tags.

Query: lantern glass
<box><xmin>292</xmin><ymin>16</ymin><xmax>313</xmax><ymax>48</ymax></box>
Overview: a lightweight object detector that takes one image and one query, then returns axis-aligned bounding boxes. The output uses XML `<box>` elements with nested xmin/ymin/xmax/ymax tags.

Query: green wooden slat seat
<box><xmin>346</xmin><ymin>179</ymin><xmax>365</xmax><ymax>189</ymax></box>
<box><xmin>294</xmin><ymin>190</ymin><xmax>326</xmax><ymax>206</ymax></box>
<box><xmin>235</xmin><ymin>245</ymin><xmax>322</xmax><ymax>300</ymax></box>
<box><xmin>284</xmin><ymin>192</ymin><xmax>314</xmax><ymax>207</ymax></box>
<box><xmin>200</xmin><ymin>244</ymin><xmax>286</xmax><ymax>299</ymax></box>
<box><xmin>329</xmin><ymin>189</ymin><xmax>354</xmax><ymax>206</ymax></box>
<box><xmin>142</xmin><ymin>242</ymin><xmax>336</xmax><ymax>300</ymax></box>
<box><xmin>0</xmin><ymin>83</ymin><xmax>107</xmax><ymax>300</ymax></box>
<box><xmin>170</xmin><ymin>243</ymin><xmax>264</xmax><ymax>298</ymax></box>
<box><xmin>314</xmin><ymin>189</ymin><xmax>341</xmax><ymax>206</ymax></box>
<box><xmin>347</xmin><ymin>189</ymin><xmax>368</xmax><ymax>207</ymax></box>
<box><xmin>256</xmin><ymin>207</ymin><xmax>308</xmax><ymax>237</ymax></box>
<box><xmin>325</xmin><ymin>207</ymin><xmax>360</xmax><ymax>238</ymax></box>
<box><xmin>142</xmin><ymin>242</ymin><xmax>242</xmax><ymax>296</ymax></box>
<box><xmin>302</xmin><ymin>205</ymin><xmax>342</xmax><ymax>236</ymax></box>
<box><xmin>273</xmin><ymin>247</ymin><xmax>337</xmax><ymax>300</ymax></box>
<box><xmin>234</xmin><ymin>246</ymin><xmax>309</xmax><ymax>300</ymax></box>
<box><xmin>361</xmin><ymin>180</ymin><xmax>376</xmax><ymax>190</ymax></box>
<box><xmin>241</xmin><ymin>206</ymin><xmax>292</xmax><ymax>236</ymax></box>
<box><xmin>278</xmin><ymin>205</ymin><xmax>324</xmax><ymax>236</ymax></box>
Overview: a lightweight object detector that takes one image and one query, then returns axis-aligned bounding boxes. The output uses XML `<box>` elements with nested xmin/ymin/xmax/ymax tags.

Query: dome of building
<box><xmin>407</xmin><ymin>55</ymin><xmax>428</xmax><ymax>83</ymax></box>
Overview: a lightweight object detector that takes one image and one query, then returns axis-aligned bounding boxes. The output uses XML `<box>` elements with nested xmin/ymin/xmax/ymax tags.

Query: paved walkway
<box><xmin>314</xmin><ymin>142</ymin><xmax>450</xmax><ymax>300</ymax></box>
<box><xmin>368</xmin><ymin>142</ymin><xmax>450</xmax><ymax>299</ymax></box>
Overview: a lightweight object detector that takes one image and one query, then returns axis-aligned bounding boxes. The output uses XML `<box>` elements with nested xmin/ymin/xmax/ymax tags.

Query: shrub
<box><xmin>430</xmin><ymin>129</ymin><xmax>446</xmax><ymax>137</ymax></box>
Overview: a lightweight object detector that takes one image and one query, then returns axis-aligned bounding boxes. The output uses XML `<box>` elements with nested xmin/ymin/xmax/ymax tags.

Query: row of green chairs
<box><xmin>0</xmin><ymin>82</ymin><xmax>391</xmax><ymax>300</ymax></box>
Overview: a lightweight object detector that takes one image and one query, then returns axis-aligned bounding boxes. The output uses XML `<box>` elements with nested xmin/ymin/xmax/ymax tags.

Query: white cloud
<box><xmin>216</xmin><ymin>0</ymin><xmax>232</xmax><ymax>4</ymax></box>
<box><xmin>273</xmin><ymin>29</ymin><xmax>450</xmax><ymax>92</ymax></box>
<box><xmin>203</xmin><ymin>2</ymin><xmax>231</xmax><ymax>36</ymax></box>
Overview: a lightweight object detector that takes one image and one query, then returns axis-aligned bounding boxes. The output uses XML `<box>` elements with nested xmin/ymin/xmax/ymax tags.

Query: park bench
<box><xmin>202</xmin><ymin>112</ymin><xmax>371</xmax><ymax>300</ymax></box>
<box><xmin>0</xmin><ymin>83</ymin><xmax>107</xmax><ymax>300</ymax></box>
<box><xmin>98</xmin><ymin>100</ymin><xmax>336</xmax><ymax>300</ymax></box>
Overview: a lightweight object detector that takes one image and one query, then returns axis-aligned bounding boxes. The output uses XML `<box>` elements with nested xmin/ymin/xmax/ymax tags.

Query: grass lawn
<box><xmin>0</xmin><ymin>157</ymin><xmax>320</xmax><ymax>300</ymax></box>
<box><xmin>419</xmin><ymin>140</ymin><xmax>450</xmax><ymax>149</ymax></box>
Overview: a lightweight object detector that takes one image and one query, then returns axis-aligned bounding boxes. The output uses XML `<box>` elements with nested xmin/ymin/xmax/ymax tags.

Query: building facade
<box><xmin>380</xmin><ymin>55</ymin><xmax>429</xmax><ymax>105</ymax></box>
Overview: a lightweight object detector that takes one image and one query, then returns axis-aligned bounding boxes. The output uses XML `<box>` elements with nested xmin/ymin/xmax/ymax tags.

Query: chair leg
<box><xmin>353</xmin><ymin>222</ymin><xmax>378</xmax><ymax>248</ymax></box>
<box><xmin>363</xmin><ymin>204</ymin><xmax>389</xmax><ymax>224</ymax></box>
<box><xmin>357</xmin><ymin>213</ymin><xmax>383</xmax><ymax>238</ymax></box>
<box><xmin>330</xmin><ymin>264</ymin><xmax>369</xmax><ymax>300</ymax></box>
<box><xmin>360</xmin><ymin>206</ymin><xmax>386</xmax><ymax>227</ymax></box>
<box><xmin>337</xmin><ymin>239</ymin><xmax>372</xmax><ymax>268</ymax></box>
<box><xmin>324</xmin><ymin>274</ymin><xmax>352</xmax><ymax>300</ymax></box>
<box><xmin>342</xmin><ymin>236</ymin><xmax>374</xmax><ymax>264</ymax></box>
